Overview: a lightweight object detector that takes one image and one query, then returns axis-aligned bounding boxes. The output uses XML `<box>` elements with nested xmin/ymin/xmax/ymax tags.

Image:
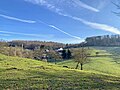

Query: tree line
<box><xmin>8</xmin><ymin>40</ymin><xmax>65</xmax><ymax>50</ymax></box>
<box><xmin>85</xmin><ymin>35</ymin><xmax>120</xmax><ymax>46</ymax></box>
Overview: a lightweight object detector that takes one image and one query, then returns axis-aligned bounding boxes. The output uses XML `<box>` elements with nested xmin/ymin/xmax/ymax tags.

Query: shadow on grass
<box><xmin>1</xmin><ymin>69</ymin><xmax>120</xmax><ymax>90</ymax></box>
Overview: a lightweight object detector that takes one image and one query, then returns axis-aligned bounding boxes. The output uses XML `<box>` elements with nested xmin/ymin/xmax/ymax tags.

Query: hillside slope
<box><xmin>0</xmin><ymin>54</ymin><xmax>120</xmax><ymax>90</ymax></box>
<box><xmin>58</xmin><ymin>48</ymin><xmax>120</xmax><ymax>76</ymax></box>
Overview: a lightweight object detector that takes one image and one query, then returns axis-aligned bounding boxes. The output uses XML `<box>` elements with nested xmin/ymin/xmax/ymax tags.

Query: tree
<box><xmin>48</xmin><ymin>50</ymin><xmax>62</xmax><ymax>64</ymax></box>
<box><xmin>73</xmin><ymin>47</ymin><xmax>90</xmax><ymax>70</ymax></box>
<box><xmin>61</xmin><ymin>49</ymin><xmax>66</xmax><ymax>59</ymax></box>
<box><xmin>66</xmin><ymin>49</ymin><xmax>72</xmax><ymax>59</ymax></box>
<box><xmin>112</xmin><ymin>1</ymin><xmax>120</xmax><ymax>16</ymax></box>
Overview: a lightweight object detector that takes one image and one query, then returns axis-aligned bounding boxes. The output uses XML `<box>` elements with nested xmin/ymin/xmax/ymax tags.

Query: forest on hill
<box><xmin>8</xmin><ymin>40</ymin><xmax>65</xmax><ymax>50</ymax></box>
<box><xmin>85</xmin><ymin>35</ymin><xmax>120</xmax><ymax>46</ymax></box>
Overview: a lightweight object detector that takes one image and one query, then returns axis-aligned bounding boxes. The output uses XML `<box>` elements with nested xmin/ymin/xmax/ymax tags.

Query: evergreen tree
<box><xmin>61</xmin><ymin>49</ymin><xmax>66</xmax><ymax>59</ymax></box>
<box><xmin>66</xmin><ymin>49</ymin><xmax>72</xmax><ymax>59</ymax></box>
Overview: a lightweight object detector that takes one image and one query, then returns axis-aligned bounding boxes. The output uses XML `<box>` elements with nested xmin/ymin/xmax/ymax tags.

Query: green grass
<box><xmin>58</xmin><ymin>57</ymin><xmax>120</xmax><ymax>76</ymax></box>
<box><xmin>0</xmin><ymin>49</ymin><xmax>120</xmax><ymax>90</ymax></box>
<box><xmin>94</xmin><ymin>46</ymin><xmax>120</xmax><ymax>63</ymax></box>
<box><xmin>58</xmin><ymin>48</ymin><xmax>120</xmax><ymax>76</ymax></box>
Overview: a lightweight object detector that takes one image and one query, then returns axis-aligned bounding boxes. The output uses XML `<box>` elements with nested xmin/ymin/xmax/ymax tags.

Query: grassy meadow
<box><xmin>0</xmin><ymin>47</ymin><xmax>120</xmax><ymax>89</ymax></box>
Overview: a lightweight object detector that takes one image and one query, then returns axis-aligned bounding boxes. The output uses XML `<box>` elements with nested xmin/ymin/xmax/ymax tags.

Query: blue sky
<box><xmin>0</xmin><ymin>0</ymin><xmax>120</xmax><ymax>43</ymax></box>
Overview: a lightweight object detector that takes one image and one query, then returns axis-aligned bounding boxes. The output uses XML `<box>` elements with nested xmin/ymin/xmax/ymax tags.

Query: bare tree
<box><xmin>73</xmin><ymin>47</ymin><xmax>90</xmax><ymax>70</ymax></box>
<box><xmin>112</xmin><ymin>1</ymin><xmax>120</xmax><ymax>16</ymax></box>
<box><xmin>48</xmin><ymin>50</ymin><xmax>62</xmax><ymax>64</ymax></box>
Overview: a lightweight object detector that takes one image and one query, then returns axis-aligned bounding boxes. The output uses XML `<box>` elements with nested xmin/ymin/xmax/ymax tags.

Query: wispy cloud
<box><xmin>58</xmin><ymin>13</ymin><xmax>120</xmax><ymax>35</ymax></box>
<box><xmin>73</xmin><ymin>0</ymin><xmax>99</xmax><ymax>12</ymax></box>
<box><xmin>25</xmin><ymin>0</ymin><xmax>99</xmax><ymax>12</ymax></box>
<box><xmin>0</xmin><ymin>30</ymin><xmax>50</xmax><ymax>37</ymax></box>
<box><xmin>82</xmin><ymin>21</ymin><xmax>120</xmax><ymax>34</ymax></box>
<box><xmin>24</xmin><ymin>0</ymin><xmax>120</xmax><ymax>35</ymax></box>
<box><xmin>69</xmin><ymin>16</ymin><xmax>120</xmax><ymax>34</ymax></box>
<box><xmin>0</xmin><ymin>33</ymin><xmax>11</xmax><ymax>36</ymax></box>
<box><xmin>38</xmin><ymin>20</ymin><xmax>81</xmax><ymax>40</ymax></box>
<box><xmin>24</xmin><ymin>0</ymin><xmax>62</xmax><ymax>13</ymax></box>
<box><xmin>59</xmin><ymin>13</ymin><xmax>120</xmax><ymax>34</ymax></box>
<box><xmin>0</xmin><ymin>12</ymin><xmax>81</xmax><ymax>40</ymax></box>
<box><xmin>49</xmin><ymin>25</ymin><xmax>81</xmax><ymax>40</ymax></box>
<box><xmin>0</xmin><ymin>14</ymin><xmax>36</xmax><ymax>23</ymax></box>
<box><xmin>40</xmin><ymin>10</ymin><xmax>120</xmax><ymax>35</ymax></box>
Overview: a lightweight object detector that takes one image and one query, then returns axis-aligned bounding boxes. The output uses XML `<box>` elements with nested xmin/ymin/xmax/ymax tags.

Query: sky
<box><xmin>0</xmin><ymin>0</ymin><xmax>120</xmax><ymax>44</ymax></box>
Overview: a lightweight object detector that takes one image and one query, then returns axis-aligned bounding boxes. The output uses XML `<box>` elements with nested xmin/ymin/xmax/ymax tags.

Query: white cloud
<box><xmin>25</xmin><ymin>0</ymin><xmax>99</xmax><ymax>12</ymax></box>
<box><xmin>56</xmin><ymin>13</ymin><xmax>120</xmax><ymax>34</ymax></box>
<box><xmin>49</xmin><ymin>25</ymin><xmax>81</xmax><ymax>40</ymax></box>
<box><xmin>69</xmin><ymin>16</ymin><xmax>120</xmax><ymax>34</ymax></box>
<box><xmin>73</xmin><ymin>0</ymin><xmax>99</xmax><ymax>12</ymax></box>
<box><xmin>0</xmin><ymin>14</ymin><xmax>36</xmax><ymax>23</ymax></box>
<box><xmin>25</xmin><ymin>0</ymin><xmax>62</xmax><ymax>13</ymax></box>
<box><xmin>0</xmin><ymin>33</ymin><xmax>11</xmax><ymax>36</ymax></box>
<box><xmin>24</xmin><ymin>0</ymin><xmax>120</xmax><ymax>35</ymax></box>
<box><xmin>82</xmin><ymin>21</ymin><xmax>120</xmax><ymax>34</ymax></box>
<box><xmin>0</xmin><ymin>30</ymin><xmax>50</xmax><ymax>37</ymax></box>
<box><xmin>37</xmin><ymin>20</ymin><xmax>82</xmax><ymax>40</ymax></box>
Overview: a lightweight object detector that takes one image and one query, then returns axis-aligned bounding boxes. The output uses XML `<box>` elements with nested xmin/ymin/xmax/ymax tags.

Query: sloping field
<box><xmin>58</xmin><ymin>48</ymin><xmax>120</xmax><ymax>76</ymax></box>
<box><xmin>0</xmin><ymin>53</ymin><xmax>120</xmax><ymax>90</ymax></box>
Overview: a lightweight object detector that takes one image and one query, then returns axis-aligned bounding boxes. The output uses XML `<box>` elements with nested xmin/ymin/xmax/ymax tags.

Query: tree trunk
<box><xmin>75</xmin><ymin>62</ymin><xmax>79</xmax><ymax>69</ymax></box>
<box><xmin>55</xmin><ymin>59</ymin><xmax>57</xmax><ymax>64</ymax></box>
<box><xmin>80</xmin><ymin>63</ymin><xmax>83</xmax><ymax>70</ymax></box>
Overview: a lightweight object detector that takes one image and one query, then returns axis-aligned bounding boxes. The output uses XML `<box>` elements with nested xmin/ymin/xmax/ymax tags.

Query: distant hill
<box><xmin>85</xmin><ymin>35</ymin><xmax>120</xmax><ymax>46</ymax></box>
<box><xmin>8</xmin><ymin>40</ymin><xmax>65</xmax><ymax>50</ymax></box>
<box><xmin>2</xmin><ymin>34</ymin><xmax>120</xmax><ymax>50</ymax></box>
<box><xmin>0</xmin><ymin>40</ymin><xmax>83</xmax><ymax>50</ymax></box>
